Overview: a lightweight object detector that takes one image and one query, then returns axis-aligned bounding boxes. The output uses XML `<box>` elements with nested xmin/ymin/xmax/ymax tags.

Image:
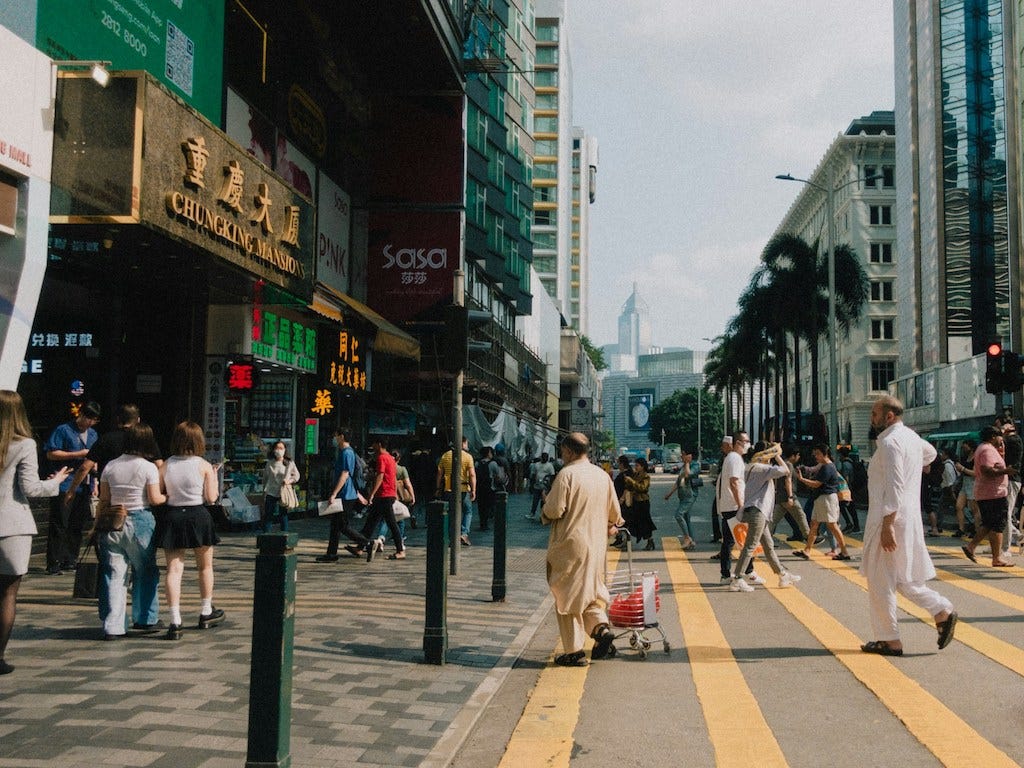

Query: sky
<box><xmin>568</xmin><ymin>1</ymin><xmax>896</xmax><ymax>352</ymax></box>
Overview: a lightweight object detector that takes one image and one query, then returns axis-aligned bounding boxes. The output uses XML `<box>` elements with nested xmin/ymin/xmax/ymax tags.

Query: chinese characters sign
<box><xmin>252</xmin><ymin>311</ymin><xmax>317</xmax><ymax>373</ymax></box>
<box><xmin>312</xmin><ymin>328</ymin><xmax>367</xmax><ymax>406</ymax></box>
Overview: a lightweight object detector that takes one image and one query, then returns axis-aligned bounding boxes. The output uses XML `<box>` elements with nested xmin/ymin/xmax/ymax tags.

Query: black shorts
<box><xmin>976</xmin><ymin>497</ymin><xmax>1008</xmax><ymax>533</ymax></box>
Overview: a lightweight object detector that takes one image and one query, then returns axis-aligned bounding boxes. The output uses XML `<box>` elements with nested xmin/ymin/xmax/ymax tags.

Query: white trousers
<box><xmin>865</xmin><ymin>557</ymin><xmax>953</xmax><ymax>642</ymax></box>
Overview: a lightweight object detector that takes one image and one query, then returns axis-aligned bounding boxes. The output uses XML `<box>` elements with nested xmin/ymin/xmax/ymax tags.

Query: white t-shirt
<box><xmin>101</xmin><ymin>454</ymin><xmax>160</xmax><ymax>509</ymax></box>
<box><xmin>164</xmin><ymin>455</ymin><xmax>207</xmax><ymax>506</ymax></box>
<box><xmin>717</xmin><ymin>452</ymin><xmax>745</xmax><ymax>513</ymax></box>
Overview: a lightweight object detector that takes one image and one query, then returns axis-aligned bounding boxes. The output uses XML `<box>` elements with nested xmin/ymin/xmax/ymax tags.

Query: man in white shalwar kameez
<box><xmin>542</xmin><ymin>432</ymin><xmax>625</xmax><ymax>666</ymax></box>
<box><xmin>860</xmin><ymin>395</ymin><xmax>957</xmax><ymax>656</ymax></box>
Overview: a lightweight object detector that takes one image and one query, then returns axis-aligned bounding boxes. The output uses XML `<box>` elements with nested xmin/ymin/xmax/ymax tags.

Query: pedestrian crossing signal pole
<box><xmin>450</xmin><ymin>269</ymin><xmax>464</xmax><ymax>577</ymax></box>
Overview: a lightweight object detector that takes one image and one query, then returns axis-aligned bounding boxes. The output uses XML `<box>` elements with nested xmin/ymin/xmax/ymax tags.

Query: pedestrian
<box><xmin>797</xmin><ymin>444</ymin><xmax>851</xmax><ymax>561</ymax></box>
<box><xmin>44</xmin><ymin>401</ymin><xmax>101</xmax><ymax>574</ymax></box>
<box><xmin>391</xmin><ymin>448</ymin><xmax>415</xmax><ymax>539</ymax></box>
<box><xmin>860</xmin><ymin>395</ymin><xmax>957</xmax><ymax>656</ymax></box>
<box><xmin>260</xmin><ymin>440</ymin><xmax>299</xmax><ymax>533</ymax></box>
<box><xmin>624</xmin><ymin>457</ymin><xmax>656</xmax><ymax>550</ymax></box>
<box><xmin>407</xmin><ymin>443</ymin><xmax>436</xmax><ymax>529</ymax></box>
<box><xmin>999</xmin><ymin>419</ymin><xmax>1022</xmax><ymax>556</ymax></box>
<box><xmin>526</xmin><ymin>452</ymin><xmax>555</xmax><ymax>520</ymax></box>
<box><xmin>665</xmin><ymin>447</ymin><xmax>697</xmax><ymax>550</ymax></box>
<box><xmin>541</xmin><ymin>432</ymin><xmax>623</xmax><ymax>666</ymax></box>
<box><xmin>612</xmin><ymin>455</ymin><xmax>632</xmax><ymax>547</ymax></box>
<box><xmin>0</xmin><ymin>391</ymin><xmax>71</xmax><ymax>674</ymax></box>
<box><xmin>730</xmin><ymin>442</ymin><xmax>802</xmax><ymax>591</ymax></box>
<box><xmin>96</xmin><ymin>423</ymin><xmax>165</xmax><ymax>640</ymax></box>
<box><xmin>935</xmin><ymin>447</ymin><xmax>959</xmax><ymax>537</ymax></box>
<box><xmin>361</xmin><ymin>437</ymin><xmax>405</xmax><ymax>561</ymax></box>
<box><xmin>475</xmin><ymin>446</ymin><xmax>507</xmax><ymax>532</ymax></box>
<box><xmin>316</xmin><ymin>429</ymin><xmax>368</xmax><ymax>562</ymax></box>
<box><xmin>710</xmin><ymin>436</ymin><xmax>732</xmax><ymax>543</ymax></box>
<box><xmin>771</xmin><ymin>443</ymin><xmax>811</xmax><ymax>552</ymax></box>
<box><xmin>717</xmin><ymin>432</ymin><xmax>758</xmax><ymax>584</ymax></box>
<box><xmin>953</xmin><ymin>440</ymin><xmax>979</xmax><ymax>537</ymax></box>
<box><xmin>836</xmin><ymin>446</ymin><xmax>860</xmax><ymax>533</ymax></box>
<box><xmin>962</xmin><ymin>426</ymin><xmax>1016</xmax><ymax>567</ymax></box>
<box><xmin>436</xmin><ymin>437</ymin><xmax>477</xmax><ymax>546</ymax></box>
<box><xmin>157</xmin><ymin>421</ymin><xmax>225</xmax><ymax>640</ymax></box>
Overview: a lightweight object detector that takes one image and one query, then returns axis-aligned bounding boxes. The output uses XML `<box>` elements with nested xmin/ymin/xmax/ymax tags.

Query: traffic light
<box><xmin>442</xmin><ymin>305</ymin><xmax>492</xmax><ymax>373</ymax></box>
<box><xmin>986</xmin><ymin>342</ymin><xmax>1004</xmax><ymax>394</ymax></box>
<box><xmin>1002</xmin><ymin>350</ymin><xmax>1023</xmax><ymax>392</ymax></box>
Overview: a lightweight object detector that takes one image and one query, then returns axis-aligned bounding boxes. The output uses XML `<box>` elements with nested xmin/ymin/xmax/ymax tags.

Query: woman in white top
<box><xmin>97</xmin><ymin>423</ymin><xmax>165</xmax><ymax>640</ymax></box>
<box><xmin>0</xmin><ymin>391</ymin><xmax>70</xmax><ymax>675</ymax></box>
<box><xmin>261</xmin><ymin>440</ymin><xmax>299</xmax><ymax>533</ymax></box>
<box><xmin>157</xmin><ymin>421</ymin><xmax>222</xmax><ymax>641</ymax></box>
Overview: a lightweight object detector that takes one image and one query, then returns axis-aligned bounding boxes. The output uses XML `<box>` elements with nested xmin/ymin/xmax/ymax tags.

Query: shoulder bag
<box><xmin>93</xmin><ymin>500</ymin><xmax>128</xmax><ymax>533</ymax></box>
<box><xmin>72</xmin><ymin>534</ymin><xmax>101</xmax><ymax>600</ymax></box>
<box><xmin>279</xmin><ymin>483</ymin><xmax>299</xmax><ymax>510</ymax></box>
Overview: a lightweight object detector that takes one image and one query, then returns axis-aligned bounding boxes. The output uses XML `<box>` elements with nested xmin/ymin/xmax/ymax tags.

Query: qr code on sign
<box><xmin>165</xmin><ymin>20</ymin><xmax>194</xmax><ymax>97</ymax></box>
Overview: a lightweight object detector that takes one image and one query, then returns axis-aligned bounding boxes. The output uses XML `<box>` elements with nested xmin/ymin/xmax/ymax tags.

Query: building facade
<box><xmin>773</xmin><ymin>112</ymin><xmax>898</xmax><ymax>453</ymax></box>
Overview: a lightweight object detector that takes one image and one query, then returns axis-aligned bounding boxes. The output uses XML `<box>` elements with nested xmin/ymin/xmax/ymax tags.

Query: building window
<box><xmin>870</xmin><ymin>281</ymin><xmax>894</xmax><ymax>301</ymax></box>
<box><xmin>535</xmin><ymin>186</ymin><xmax>556</xmax><ymax>202</ymax></box>
<box><xmin>882</xmin><ymin>165</ymin><xmax>895</xmax><ymax>187</ymax></box>
<box><xmin>534</xmin><ymin>115</ymin><xmax>558</xmax><ymax>134</ymax></box>
<box><xmin>870</xmin><ymin>242</ymin><xmax>893</xmax><ymax>263</ymax></box>
<box><xmin>535</xmin><ymin>92</ymin><xmax>558</xmax><ymax>109</ymax></box>
<box><xmin>844</xmin><ymin>362</ymin><xmax>851</xmax><ymax>394</ymax></box>
<box><xmin>870</xmin><ymin>319</ymin><xmax>895</xmax><ymax>340</ymax></box>
<box><xmin>869</xmin><ymin>205</ymin><xmax>892</xmax><ymax>225</ymax></box>
<box><xmin>871</xmin><ymin>360</ymin><xmax>896</xmax><ymax>391</ymax></box>
<box><xmin>533</xmin><ymin>209</ymin><xmax>555</xmax><ymax>226</ymax></box>
<box><xmin>864</xmin><ymin>164</ymin><xmax>877</xmax><ymax>187</ymax></box>
<box><xmin>536</xmin><ymin>23</ymin><xmax>559</xmax><ymax>42</ymax></box>
<box><xmin>534</xmin><ymin>70</ymin><xmax>557</xmax><ymax>87</ymax></box>
<box><xmin>534</xmin><ymin>139</ymin><xmax>557</xmax><ymax>157</ymax></box>
<box><xmin>536</xmin><ymin>46</ymin><xmax>559</xmax><ymax>65</ymax></box>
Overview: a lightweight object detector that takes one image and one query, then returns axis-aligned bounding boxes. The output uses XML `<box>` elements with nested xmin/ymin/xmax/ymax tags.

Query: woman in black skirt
<box><xmin>157</xmin><ymin>421</ymin><xmax>223</xmax><ymax>640</ymax></box>
<box><xmin>624</xmin><ymin>458</ymin><xmax>657</xmax><ymax>550</ymax></box>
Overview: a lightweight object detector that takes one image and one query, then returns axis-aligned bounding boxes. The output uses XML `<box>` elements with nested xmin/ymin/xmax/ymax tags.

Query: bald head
<box><xmin>561</xmin><ymin>432</ymin><xmax>590</xmax><ymax>459</ymax></box>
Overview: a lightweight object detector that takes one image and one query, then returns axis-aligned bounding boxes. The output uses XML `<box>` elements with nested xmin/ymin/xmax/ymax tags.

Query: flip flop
<box><xmin>937</xmin><ymin>612</ymin><xmax>958</xmax><ymax>649</ymax></box>
<box><xmin>961</xmin><ymin>545</ymin><xmax>977</xmax><ymax>563</ymax></box>
<box><xmin>832</xmin><ymin>553</ymin><xmax>852</xmax><ymax>561</ymax></box>
<box><xmin>861</xmin><ymin>640</ymin><xmax>903</xmax><ymax>657</ymax></box>
<box><xmin>992</xmin><ymin>561</ymin><xmax>1014</xmax><ymax>567</ymax></box>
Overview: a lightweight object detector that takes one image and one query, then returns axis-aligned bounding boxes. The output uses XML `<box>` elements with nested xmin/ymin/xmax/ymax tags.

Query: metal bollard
<box><xmin>246</xmin><ymin>532</ymin><xmax>298</xmax><ymax>768</ymax></box>
<box><xmin>491</xmin><ymin>491</ymin><xmax>507</xmax><ymax>602</ymax></box>
<box><xmin>424</xmin><ymin>500</ymin><xmax>449</xmax><ymax>664</ymax></box>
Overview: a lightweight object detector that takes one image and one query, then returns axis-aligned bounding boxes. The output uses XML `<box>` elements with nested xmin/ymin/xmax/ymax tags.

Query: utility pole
<box><xmin>450</xmin><ymin>269</ymin><xmax>464</xmax><ymax>576</ymax></box>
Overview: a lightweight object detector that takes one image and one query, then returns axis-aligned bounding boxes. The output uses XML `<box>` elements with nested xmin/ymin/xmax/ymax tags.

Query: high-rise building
<box><xmin>615</xmin><ymin>282</ymin><xmax>652</xmax><ymax>365</ymax></box>
<box><xmin>894</xmin><ymin>1</ymin><xmax>1018</xmax><ymax>373</ymax></box>
<box><xmin>570</xmin><ymin>126</ymin><xmax>598</xmax><ymax>333</ymax></box>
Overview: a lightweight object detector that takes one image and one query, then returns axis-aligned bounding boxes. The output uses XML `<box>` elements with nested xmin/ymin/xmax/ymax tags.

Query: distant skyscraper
<box><xmin>894</xmin><ymin>1</ymin><xmax>1016</xmax><ymax>372</ymax></box>
<box><xmin>617</xmin><ymin>282</ymin><xmax>652</xmax><ymax>359</ymax></box>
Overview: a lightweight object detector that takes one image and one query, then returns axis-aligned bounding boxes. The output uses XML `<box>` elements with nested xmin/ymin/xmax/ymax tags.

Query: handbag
<box><xmin>93</xmin><ymin>500</ymin><xmax>128</xmax><ymax>533</ymax></box>
<box><xmin>72</xmin><ymin>535</ymin><xmax>101</xmax><ymax>600</ymax></box>
<box><xmin>398</xmin><ymin>484</ymin><xmax>414</xmax><ymax>504</ymax></box>
<box><xmin>620</xmin><ymin>489</ymin><xmax>633</xmax><ymax>508</ymax></box>
<box><xmin>392</xmin><ymin>500</ymin><xmax>411</xmax><ymax>521</ymax></box>
<box><xmin>279</xmin><ymin>483</ymin><xmax>299</xmax><ymax>510</ymax></box>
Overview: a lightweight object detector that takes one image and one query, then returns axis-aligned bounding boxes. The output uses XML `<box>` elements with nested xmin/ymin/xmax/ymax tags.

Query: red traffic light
<box><xmin>988</xmin><ymin>342</ymin><xmax>1003</xmax><ymax>357</ymax></box>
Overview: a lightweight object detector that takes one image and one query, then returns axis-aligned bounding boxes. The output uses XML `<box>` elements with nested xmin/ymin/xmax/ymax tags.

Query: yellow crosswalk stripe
<box><xmin>663</xmin><ymin>537</ymin><xmax>788</xmax><ymax>767</ymax></box>
<box><xmin>769</xmin><ymin>576</ymin><xmax>1019</xmax><ymax>767</ymax></box>
<box><xmin>497</xmin><ymin>545</ymin><xmax>622</xmax><ymax>768</ymax></box>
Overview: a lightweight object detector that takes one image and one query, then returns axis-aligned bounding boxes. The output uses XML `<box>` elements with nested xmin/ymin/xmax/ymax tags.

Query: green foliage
<box><xmin>579</xmin><ymin>334</ymin><xmax>608</xmax><ymax>371</ymax></box>
<box><xmin>591</xmin><ymin>429</ymin><xmax>615</xmax><ymax>455</ymax></box>
<box><xmin>646</xmin><ymin>388</ymin><xmax>724</xmax><ymax>457</ymax></box>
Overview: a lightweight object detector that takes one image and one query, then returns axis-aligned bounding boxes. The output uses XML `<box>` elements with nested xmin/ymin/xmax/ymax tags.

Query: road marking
<box><xmin>497</xmin><ymin>546</ymin><xmax>622</xmax><ymax>768</ymax></box>
<box><xmin>663</xmin><ymin>537</ymin><xmax>788</xmax><ymax>767</ymax></box>
<box><xmin>769</xmin><ymin>576</ymin><xmax>1019</xmax><ymax>768</ymax></box>
<box><xmin>778</xmin><ymin>539</ymin><xmax>1024</xmax><ymax>677</ymax></box>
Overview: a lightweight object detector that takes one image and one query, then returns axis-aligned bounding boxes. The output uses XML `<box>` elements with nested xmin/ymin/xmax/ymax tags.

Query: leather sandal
<box><xmin>861</xmin><ymin>640</ymin><xmax>902</xmax><ymax>656</ymax></box>
<box><xmin>936</xmin><ymin>612</ymin><xmax>958</xmax><ymax>649</ymax></box>
<box><xmin>554</xmin><ymin>650</ymin><xmax>588</xmax><ymax>667</ymax></box>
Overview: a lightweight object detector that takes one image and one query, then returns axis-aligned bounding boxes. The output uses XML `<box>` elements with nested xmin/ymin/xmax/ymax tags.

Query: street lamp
<box><xmin>775</xmin><ymin>171</ymin><xmax>882</xmax><ymax>448</ymax></box>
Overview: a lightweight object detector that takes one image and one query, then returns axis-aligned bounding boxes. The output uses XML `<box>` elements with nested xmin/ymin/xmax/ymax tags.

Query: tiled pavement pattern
<box><xmin>0</xmin><ymin>495</ymin><xmax>555</xmax><ymax>768</ymax></box>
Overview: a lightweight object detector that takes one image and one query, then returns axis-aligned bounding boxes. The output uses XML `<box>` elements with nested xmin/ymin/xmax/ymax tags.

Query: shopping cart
<box><xmin>605</xmin><ymin>530</ymin><xmax>670</xmax><ymax>660</ymax></box>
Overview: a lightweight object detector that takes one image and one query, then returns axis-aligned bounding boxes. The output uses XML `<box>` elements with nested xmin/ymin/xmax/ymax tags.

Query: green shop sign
<box><xmin>37</xmin><ymin>0</ymin><xmax>224</xmax><ymax>123</ymax></box>
<box><xmin>252</xmin><ymin>310</ymin><xmax>317</xmax><ymax>373</ymax></box>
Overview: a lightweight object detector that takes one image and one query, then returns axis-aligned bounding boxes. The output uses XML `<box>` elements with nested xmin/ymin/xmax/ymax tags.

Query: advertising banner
<box><xmin>366</xmin><ymin>210</ymin><xmax>461</xmax><ymax>322</ymax></box>
<box><xmin>628</xmin><ymin>389</ymin><xmax>654</xmax><ymax>432</ymax></box>
<box><xmin>316</xmin><ymin>174</ymin><xmax>351</xmax><ymax>296</ymax></box>
<box><xmin>37</xmin><ymin>0</ymin><xmax>225</xmax><ymax>123</ymax></box>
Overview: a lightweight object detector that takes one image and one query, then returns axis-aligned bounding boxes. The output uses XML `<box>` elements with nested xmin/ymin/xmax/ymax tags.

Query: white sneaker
<box><xmin>745</xmin><ymin>572</ymin><xmax>767</xmax><ymax>586</ymax></box>
<box><xmin>779</xmin><ymin>572</ymin><xmax>802</xmax><ymax>588</ymax></box>
<box><xmin>729</xmin><ymin>577</ymin><xmax>755</xmax><ymax>592</ymax></box>
<box><xmin>720</xmin><ymin>576</ymin><xmax>733</xmax><ymax>585</ymax></box>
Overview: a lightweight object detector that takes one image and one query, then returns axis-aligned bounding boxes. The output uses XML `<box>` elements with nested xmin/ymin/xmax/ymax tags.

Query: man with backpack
<box><xmin>316</xmin><ymin>428</ymin><xmax>368</xmax><ymax>562</ymax></box>
<box><xmin>475</xmin><ymin>446</ymin><xmax>508</xmax><ymax>532</ymax></box>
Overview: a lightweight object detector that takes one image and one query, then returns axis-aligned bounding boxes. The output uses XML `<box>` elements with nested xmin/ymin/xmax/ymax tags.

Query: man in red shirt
<box><xmin>362</xmin><ymin>437</ymin><xmax>405</xmax><ymax>561</ymax></box>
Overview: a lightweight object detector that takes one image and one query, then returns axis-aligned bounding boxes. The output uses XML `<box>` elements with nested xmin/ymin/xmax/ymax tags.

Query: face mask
<box><xmin>274</xmin><ymin>449</ymin><xmax>285</xmax><ymax>459</ymax></box>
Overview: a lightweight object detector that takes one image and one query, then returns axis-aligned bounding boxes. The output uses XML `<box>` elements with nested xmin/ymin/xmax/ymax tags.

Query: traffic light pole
<box><xmin>450</xmin><ymin>269</ymin><xmax>464</xmax><ymax>577</ymax></box>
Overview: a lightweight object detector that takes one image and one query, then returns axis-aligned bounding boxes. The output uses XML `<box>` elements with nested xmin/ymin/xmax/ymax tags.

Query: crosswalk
<box><xmin>500</xmin><ymin>534</ymin><xmax>1024</xmax><ymax>767</ymax></box>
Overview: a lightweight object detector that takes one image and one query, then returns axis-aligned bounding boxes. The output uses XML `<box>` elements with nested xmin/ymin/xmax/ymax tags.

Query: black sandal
<box><xmin>861</xmin><ymin>640</ymin><xmax>903</xmax><ymax>656</ymax></box>
<box><xmin>590</xmin><ymin>625</ymin><xmax>616</xmax><ymax>660</ymax></box>
<box><xmin>937</xmin><ymin>612</ymin><xmax>958</xmax><ymax>649</ymax></box>
<box><xmin>554</xmin><ymin>650</ymin><xmax>588</xmax><ymax>667</ymax></box>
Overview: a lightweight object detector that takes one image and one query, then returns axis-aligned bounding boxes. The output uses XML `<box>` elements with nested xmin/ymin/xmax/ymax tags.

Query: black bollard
<box><xmin>491</xmin><ymin>491</ymin><xmax>507</xmax><ymax>602</ymax></box>
<box><xmin>424</xmin><ymin>500</ymin><xmax>449</xmax><ymax>664</ymax></box>
<box><xmin>246</xmin><ymin>532</ymin><xmax>298</xmax><ymax>768</ymax></box>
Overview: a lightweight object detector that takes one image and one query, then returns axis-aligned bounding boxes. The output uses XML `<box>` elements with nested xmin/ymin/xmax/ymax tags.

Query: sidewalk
<box><xmin>0</xmin><ymin>494</ymin><xmax>556</xmax><ymax>768</ymax></box>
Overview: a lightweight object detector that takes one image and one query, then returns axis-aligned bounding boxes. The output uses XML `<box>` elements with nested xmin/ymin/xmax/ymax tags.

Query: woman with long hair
<box><xmin>157</xmin><ymin>421</ymin><xmax>223</xmax><ymax>640</ymax></box>
<box><xmin>97</xmin><ymin>423</ymin><xmax>165</xmax><ymax>640</ymax></box>
<box><xmin>261</xmin><ymin>440</ymin><xmax>299</xmax><ymax>533</ymax></box>
<box><xmin>625</xmin><ymin>457</ymin><xmax>657</xmax><ymax>550</ymax></box>
<box><xmin>0</xmin><ymin>391</ymin><xmax>70</xmax><ymax>673</ymax></box>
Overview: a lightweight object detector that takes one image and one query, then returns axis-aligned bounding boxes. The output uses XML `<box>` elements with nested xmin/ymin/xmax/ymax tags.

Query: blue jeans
<box><xmin>674</xmin><ymin>492</ymin><xmax>697</xmax><ymax>538</ymax></box>
<box><xmin>261</xmin><ymin>494</ymin><xmax>289</xmax><ymax>533</ymax></box>
<box><xmin>445</xmin><ymin>491</ymin><xmax>474</xmax><ymax>537</ymax></box>
<box><xmin>98</xmin><ymin>508</ymin><xmax>159</xmax><ymax>634</ymax></box>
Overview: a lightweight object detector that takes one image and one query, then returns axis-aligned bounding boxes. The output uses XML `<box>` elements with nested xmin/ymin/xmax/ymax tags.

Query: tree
<box><xmin>591</xmin><ymin>428</ymin><xmax>615</xmax><ymax>456</ymax></box>
<box><xmin>646</xmin><ymin>388</ymin><xmax>724</xmax><ymax>457</ymax></box>
<box><xmin>579</xmin><ymin>334</ymin><xmax>608</xmax><ymax>371</ymax></box>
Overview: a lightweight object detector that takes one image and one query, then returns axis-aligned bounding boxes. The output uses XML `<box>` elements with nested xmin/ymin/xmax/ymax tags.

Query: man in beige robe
<box><xmin>542</xmin><ymin>432</ymin><xmax>624</xmax><ymax>666</ymax></box>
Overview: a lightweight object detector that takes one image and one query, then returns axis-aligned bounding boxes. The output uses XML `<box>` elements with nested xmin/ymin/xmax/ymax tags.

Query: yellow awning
<box><xmin>313</xmin><ymin>285</ymin><xmax>421</xmax><ymax>361</ymax></box>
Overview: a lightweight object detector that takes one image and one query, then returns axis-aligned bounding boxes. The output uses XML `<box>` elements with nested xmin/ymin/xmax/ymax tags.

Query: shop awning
<box><xmin>313</xmin><ymin>286</ymin><xmax>421</xmax><ymax>361</ymax></box>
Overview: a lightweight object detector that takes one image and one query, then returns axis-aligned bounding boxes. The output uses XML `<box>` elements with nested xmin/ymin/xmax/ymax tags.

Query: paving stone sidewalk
<box><xmin>0</xmin><ymin>494</ymin><xmax>555</xmax><ymax>768</ymax></box>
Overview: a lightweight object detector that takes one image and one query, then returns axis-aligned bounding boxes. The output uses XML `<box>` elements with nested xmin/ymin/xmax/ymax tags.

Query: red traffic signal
<box><xmin>986</xmin><ymin>342</ymin><xmax>1004</xmax><ymax>394</ymax></box>
<box><xmin>988</xmin><ymin>342</ymin><xmax>1003</xmax><ymax>357</ymax></box>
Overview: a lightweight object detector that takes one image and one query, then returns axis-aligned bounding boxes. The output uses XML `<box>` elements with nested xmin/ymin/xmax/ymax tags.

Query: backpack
<box><xmin>490</xmin><ymin>459</ymin><xmax>509</xmax><ymax>492</ymax></box>
<box><xmin>352</xmin><ymin>452</ymin><xmax>368</xmax><ymax>494</ymax></box>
